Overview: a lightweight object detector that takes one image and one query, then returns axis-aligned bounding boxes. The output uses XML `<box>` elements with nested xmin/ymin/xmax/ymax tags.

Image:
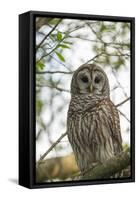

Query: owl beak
<box><xmin>89</xmin><ymin>84</ymin><xmax>93</xmax><ymax>93</ymax></box>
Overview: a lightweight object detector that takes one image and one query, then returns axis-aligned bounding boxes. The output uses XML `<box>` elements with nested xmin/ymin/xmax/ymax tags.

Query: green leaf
<box><xmin>100</xmin><ymin>24</ymin><xmax>108</xmax><ymax>32</ymax></box>
<box><xmin>56</xmin><ymin>51</ymin><xmax>65</xmax><ymax>62</ymax></box>
<box><xmin>36</xmin><ymin>62</ymin><xmax>45</xmax><ymax>70</ymax></box>
<box><xmin>123</xmin><ymin>143</ymin><xmax>129</xmax><ymax>151</ymax></box>
<box><xmin>58</xmin><ymin>44</ymin><xmax>70</xmax><ymax>49</ymax></box>
<box><xmin>57</xmin><ymin>31</ymin><xmax>62</xmax><ymax>41</ymax></box>
<box><xmin>63</xmin><ymin>41</ymin><xmax>73</xmax><ymax>45</ymax></box>
<box><xmin>50</xmin><ymin>18</ymin><xmax>61</xmax><ymax>25</ymax></box>
<box><xmin>36</xmin><ymin>100</ymin><xmax>43</xmax><ymax>116</ymax></box>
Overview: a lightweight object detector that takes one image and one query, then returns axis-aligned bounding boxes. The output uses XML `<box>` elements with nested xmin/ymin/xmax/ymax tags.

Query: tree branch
<box><xmin>36</xmin><ymin>93</ymin><xmax>130</xmax><ymax>178</ymax></box>
<box><xmin>116</xmin><ymin>97</ymin><xmax>130</xmax><ymax>107</ymax></box>
<box><xmin>68</xmin><ymin>35</ymin><xmax>130</xmax><ymax>47</ymax></box>
<box><xmin>36</xmin><ymin>84</ymin><xmax>70</xmax><ymax>93</ymax></box>
<box><xmin>111</xmin><ymin>68</ymin><xmax>128</xmax><ymax>98</ymax></box>
<box><xmin>36</xmin><ymin>148</ymin><xmax>130</xmax><ymax>182</ymax></box>
<box><xmin>118</xmin><ymin>109</ymin><xmax>130</xmax><ymax>123</ymax></box>
<box><xmin>83</xmin><ymin>52</ymin><xmax>130</xmax><ymax>68</ymax></box>
<box><xmin>36</xmin><ymin>70</ymin><xmax>73</xmax><ymax>75</ymax></box>
<box><xmin>38</xmin><ymin>132</ymin><xmax>67</xmax><ymax>162</ymax></box>
<box><xmin>84</xmin><ymin>53</ymin><xmax>104</xmax><ymax>65</ymax></box>
<box><xmin>82</xmin><ymin>148</ymin><xmax>130</xmax><ymax>180</ymax></box>
<box><xmin>48</xmin><ymin>54</ymin><xmax>73</xmax><ymax>71</ymax></box>
<box><xmin>37</xmin><ymin>97</ymin><xmax>130</xmax><ymax>164</ymax></box>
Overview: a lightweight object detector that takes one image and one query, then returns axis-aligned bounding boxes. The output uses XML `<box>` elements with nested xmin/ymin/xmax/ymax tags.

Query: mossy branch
<box><xmin>36</xmin><ymin>148</ymin><xmax>130</xmax><ymax>183</ymax></box>
<box><xmin>82</xmin><ymin>148</ymin><xmax>130</xmax><ymax>180</ymax></box>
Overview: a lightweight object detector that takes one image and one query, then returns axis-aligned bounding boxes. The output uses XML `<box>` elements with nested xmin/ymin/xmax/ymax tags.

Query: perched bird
<box><xmin>67</xmin><ymin>64</ymin><xmax>122</xmax><ymax>173</ymax></box>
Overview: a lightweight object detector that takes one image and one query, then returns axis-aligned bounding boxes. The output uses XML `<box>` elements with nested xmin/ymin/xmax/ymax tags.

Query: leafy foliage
<box><xmin>36</xmin><ymin>61</ymin><xmax>45</xmax><ymax>71</ymax></box>
<box><xmin>55</xmin><ymin>51</ymin><xmax>65</xmax><ymax>62</ymax></box>
<box><xmin>57</xmin><ymin>31</ymin><xmax>62</xmax><ymax>41</ymax></box>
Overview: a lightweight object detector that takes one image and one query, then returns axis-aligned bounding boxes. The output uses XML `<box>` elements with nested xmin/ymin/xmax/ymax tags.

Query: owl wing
<box><xmin>82</xmin><ymin>98</ymin><xmax>123</xmax><ymax>156</ymax></box>
<box><xmin>94</xmin><ymin>98</ymin><xmax>123</xmax><ymax>154</ymax></box>
<box><xmin>105</xmin><ymin>99</ymin><xmax>123</xmax><ymax>153</ymax></box>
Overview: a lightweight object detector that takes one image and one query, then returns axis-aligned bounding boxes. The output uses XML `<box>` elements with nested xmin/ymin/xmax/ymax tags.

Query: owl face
<box><xmin>71</xmin><ymin>64</ymin><xmax>110</xmax><ymax>96</ymax></box>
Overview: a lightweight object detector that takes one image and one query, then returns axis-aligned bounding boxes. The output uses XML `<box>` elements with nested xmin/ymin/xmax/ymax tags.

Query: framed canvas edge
<box><xmin>19</xmin><ymin>12</ymin><xmax>31</xmax><ymax>188</ymax></box>
<box><xmin>19</xmin><ymin>10</ymin><xmax>135</xmax><ymax>189</ymax></box>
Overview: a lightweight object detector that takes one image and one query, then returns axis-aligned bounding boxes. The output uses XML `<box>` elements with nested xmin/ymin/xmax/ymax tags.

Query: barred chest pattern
<box><xmin>67</xmin><ymin>94</ymin><xmax>122</xmax><ymax>172</ymax></box>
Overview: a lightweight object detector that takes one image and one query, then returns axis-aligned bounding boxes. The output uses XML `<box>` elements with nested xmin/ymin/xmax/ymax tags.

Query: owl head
<box><xmin>71</xmin><ymin>64</ymin><xmax>110</xmax><ymax>96</ymax></box>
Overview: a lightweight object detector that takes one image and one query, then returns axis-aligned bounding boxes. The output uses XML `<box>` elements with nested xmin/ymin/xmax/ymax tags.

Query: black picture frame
<box><xmin>19</xmin><ymin>10</ymin><xmax>135</xmax><ymax>189</ymax></box>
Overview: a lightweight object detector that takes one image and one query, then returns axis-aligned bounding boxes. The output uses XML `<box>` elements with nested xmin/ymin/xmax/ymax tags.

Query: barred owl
<box><xmin>67</xmin><ymin>64</ymin><xmax>122</xmax><ymax>173</ymax></box>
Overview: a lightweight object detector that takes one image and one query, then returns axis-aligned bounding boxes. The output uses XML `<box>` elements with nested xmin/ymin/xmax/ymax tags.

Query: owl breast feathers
<box><xmin>67</xmin><ymin>64</ymin><xmax>122</xmax><ymax>172</ymax></box>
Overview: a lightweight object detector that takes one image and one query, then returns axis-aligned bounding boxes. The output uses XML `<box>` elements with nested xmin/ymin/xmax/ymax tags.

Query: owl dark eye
<box><xmin>94</xmin><ymin>76</ymin><xmax>101</xmax><ymax>83</ymax></box>
<box><xmin>81</xmin><ymin>76</ymin><xmax>89</xmax><ymax>83</ymax></box>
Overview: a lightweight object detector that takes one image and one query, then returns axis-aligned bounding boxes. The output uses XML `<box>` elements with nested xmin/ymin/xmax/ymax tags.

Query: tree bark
<box><xmin>82</xmin><ymin>148</ymin><xmax>130</xmax><ymax>180</ymax></box>
<box><xmin>36</xmin><ymin>148</ymin><xmax>130</xmax><ymax>183</ymax></box>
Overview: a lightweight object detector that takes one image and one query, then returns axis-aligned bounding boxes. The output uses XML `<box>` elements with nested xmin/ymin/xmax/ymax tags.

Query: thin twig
<box><xmin>49</xmin><ymin>54</ymin><xmax>72</xmax><ymax>71</ymax></box>
<box><xmin>83</xmin><ymin>52</ymin><xmax>104</xmax><ymax>65</ymax></box>
<box><xmin>111</xmin><ymin>85</ymin><xmax>118</xmax><ymax>92</ymax></box>
<box><xmin>36</xmin><ymin>35</ymin><xmax>67</xmax><ymax>64</ymax></box>
<box><xmin>36</xmin><ymin>84</ymin><xmax>70</xmax><ymax>93</ymax></box>
<box><xmin>38</xmin><ymin>132</ymin><xmax>67</xmax><ymax>161</ymax></box>
<box><xmin>36</xmin><ymin>19</ymin><xmax>62</xmax><ymax>50</ymax></box>
<box><xmin>68</xmin><ymin>35</ymin><xmax>129</xmax><ymax>47</ymax></box>
<box><xmin>36</xmin><ymin>46</ymin><xmax>58</xmax><ymax>64</ymax></box>
<box><xmin>116</xmin><ymin>97</ymin><xmax>130</xmax><ymax>107</ymax></box>
<box><xmin>118</xmin><ymin>109</ymin><xmax>130</xmax><ymax>123</ymax></box>
<box><xmin>36</xmin><ymin>18</ymin><xmax>82</xmax><ymax>64</ymax></box>
<box><xmin>36</xmin><ymin>70</ymin><xmax>74</xmax><ymax>74</ymax></box>
<box><xmin>86</xmin><ymin>22</ymin><xmax>104</xmax><ymax>42</ymax></box>
<box><xmin>36</xmin><ymin>53</ymin><xmax>104</xmax><ymax>75</ymax></box>
<box><xmin>47</xmin><ymin>24</ymin><xmax>85</xmax><ymax>37</ymax></box>
<box><xmin>111</xmin><ymin>68</ymin><xmax>128</xmax><ymax>98</ymax></box>
<box><xmin>86</xmin><ymin>22</ymin><xmax>130</xmax><ymax>57</ymax></box>
<box><xmin>106</xmin><ymin>53</ymin><xmax>130</xmax><ymax>57</ymax></box>
<box><xmin>83</xmin><ymin>51</ymin><xmax>130</xmax><ymax>67</ymax></box>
